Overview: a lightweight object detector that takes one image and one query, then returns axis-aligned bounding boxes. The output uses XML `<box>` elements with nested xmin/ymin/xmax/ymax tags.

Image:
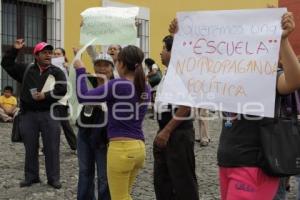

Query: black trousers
<box><xmin>153</xmin><ymin>128</ymin><xmax>199</xmax><ymax>200</ymax></box>
<box><xmin>20</xmin><ymin>110</ymin><xmax>60</xmax><ymax>182</ymax></box>
<box><xmin>56</xmin><ymin>105</ymin><xmax>77</xmax><ymax>150</ymax></box>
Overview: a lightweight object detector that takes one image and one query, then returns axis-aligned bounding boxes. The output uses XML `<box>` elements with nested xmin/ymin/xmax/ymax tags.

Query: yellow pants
<box><xmin>107</xmin><ymin>140</ymin><xmax>146</xmax><ymax>200</ymax></box>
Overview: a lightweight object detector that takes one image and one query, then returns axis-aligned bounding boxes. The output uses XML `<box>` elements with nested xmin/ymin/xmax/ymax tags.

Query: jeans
<box><xmin>77</xmin><ymin>128</ymin><xmax>110</xmax><ymax>200</ymax></box>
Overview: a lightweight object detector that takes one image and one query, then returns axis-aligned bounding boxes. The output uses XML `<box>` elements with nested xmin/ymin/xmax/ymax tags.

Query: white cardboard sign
<box><xmin>80</xmin><ymin>7</ymin><xmax>139</xmax><ymax>45</ymax></box>
<box><xmin>156</xmin><ymin>8</ymin><xmax>287</xmax><ymax>117</ymax></box>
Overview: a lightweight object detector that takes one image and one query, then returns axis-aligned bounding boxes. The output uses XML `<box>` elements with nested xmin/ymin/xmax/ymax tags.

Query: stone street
<box><xmin>0</xmin><ymin>115</ymin><xmax>298</xmax><ymax>199</ymax></box>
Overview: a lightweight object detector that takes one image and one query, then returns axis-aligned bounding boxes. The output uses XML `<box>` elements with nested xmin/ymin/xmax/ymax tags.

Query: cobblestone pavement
<box><xmin>0</xmin><ymin>115</ymin><xmax>298</xmax><ymax>199</ymax></box>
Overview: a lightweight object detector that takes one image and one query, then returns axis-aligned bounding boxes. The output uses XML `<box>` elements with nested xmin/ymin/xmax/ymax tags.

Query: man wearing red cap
<box><xmin>1</xmin><ymin>39</ymin><xmax>67</xmax><ymax>189</ymax></box>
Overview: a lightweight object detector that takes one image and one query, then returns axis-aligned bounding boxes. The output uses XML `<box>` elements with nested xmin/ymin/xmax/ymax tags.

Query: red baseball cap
<box><xmin>33</xmin><ymin>42</ymin><xmax>53</xmax><ymax>55</ymax></box>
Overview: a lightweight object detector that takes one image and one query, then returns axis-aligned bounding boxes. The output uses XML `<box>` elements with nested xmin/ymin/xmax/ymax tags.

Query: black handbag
<box><xmin>259</xmin><ymin>92</ymin><xmax>300</xmax><ymax>177</ymax></box>
<box><xmin>11</xmin><ymin>112</ymin><xmax>22</xmax><ymax>142</ymax></box>
<box><xmin>11</xmin><ymin>63</ymin><xmax>33</xmax><ymax>143</ymax></box>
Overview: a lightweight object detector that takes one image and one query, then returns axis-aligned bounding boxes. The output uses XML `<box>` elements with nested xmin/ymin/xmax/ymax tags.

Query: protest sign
<box><xmin>68</xmin><ymin>39</ymin><xmax>96</xmax><ymax>124</ymax></box>
<box><xmin>80</xmin><ymin>7</ymin><xmax>139</xmax><ymax>45</ymax></box>
<box><xmin>156</xmin><ymin>8</ymin><xmax>287</xmax><ymax>117</ymax></box>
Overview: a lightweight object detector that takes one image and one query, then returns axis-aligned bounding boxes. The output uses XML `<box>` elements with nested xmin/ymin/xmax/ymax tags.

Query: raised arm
<box><xmin>277</xmin><ymin>12</ymin><xmax>300</xmax><ymax>94</ymax></box>
<box><xmin>74</xmin><ymin>59</ymin><xmax>112</xmax><ymax>103</ymax></box>
<box><xmin>1</xmin><ymin>39</ymin><xmax>27</xmax><ymax>83</ymax></box>
<box><xmin>169</xmin><ymin>18</ymin><xmax>178</xmax><ymax>36</ymax></box>
<box><xmin>80</xmin><ymin>19</ymin><xmax>98</xmax><ymax>62</ymax></box>
<box><xmin>86</xmin><ymin>45</ymin><xmax>98</xmax><ymax>61</ymax></box>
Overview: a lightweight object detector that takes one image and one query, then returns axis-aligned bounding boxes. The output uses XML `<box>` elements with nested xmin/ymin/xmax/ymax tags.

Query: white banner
<box><xmin>80</xmin><ymin>7</ymin><xmax>139</xmax><ymax>45</ymax></box>
<box><xmin>156</xmin><ymin>8</ymin><xmax>287</xmax><ymax>117</ymax></box>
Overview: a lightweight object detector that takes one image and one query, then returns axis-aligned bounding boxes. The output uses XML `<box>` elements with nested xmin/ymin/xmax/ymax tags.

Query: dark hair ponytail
<box><xmin>118</xmin><ymin>45</ymin><xmax>146</xmax><ymax>102</ymax></box>
<box><xmin>134</xmin><ymin>63</ymin><xmax>146</xmax><ymax>102</ymax></box>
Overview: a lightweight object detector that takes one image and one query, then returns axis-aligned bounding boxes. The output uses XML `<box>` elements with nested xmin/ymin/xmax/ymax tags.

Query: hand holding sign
<box><xmin>281</xmin><ymin>12</ymin><xmax>295</xmax><ymax>39</ymax></box>
<box><xmin>73</xmin><ymin>59</ymin><xmax>85</xmax><ymax>70</ymax></box>
<box><xmin>169</xmin><ymin>18</ymin><xmax>178</xmax><ymax>35</ymax></box>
